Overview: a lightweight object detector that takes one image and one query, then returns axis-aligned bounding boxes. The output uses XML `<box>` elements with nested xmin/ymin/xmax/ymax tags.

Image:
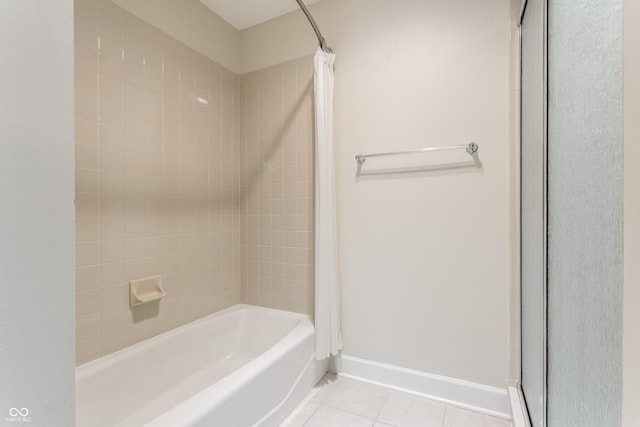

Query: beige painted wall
<box><xmin>623</xmin><ymin>0</ymin><xmax>640</xmax><ymax>424</ymax></box>
<box><xmin>242</xmin><ymin>0</ymin><xmax>512</xmax><ymax>388</ymax></box>
<box><xmin>110</xmin><ymin>0</ymin><xmax>241</xmax><ymax>73</ymax></box>
<box><xmin>240</xmin><ymin>5</ymin><xmax>319</xmax><ymax>74</ymax></box>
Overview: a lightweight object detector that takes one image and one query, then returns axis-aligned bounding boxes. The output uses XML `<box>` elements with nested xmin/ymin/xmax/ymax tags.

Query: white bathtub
<box><xmin>76</xmin><ymin>304</ymin><xmax>328</xmax><ymax>427</ymax></box>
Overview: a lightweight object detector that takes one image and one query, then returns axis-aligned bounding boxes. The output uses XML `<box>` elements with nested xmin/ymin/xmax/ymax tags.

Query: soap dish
<box><xmin>129</xmin><ymin>275</ymin><xmax>166</xmax><ymax>307</ymax></box>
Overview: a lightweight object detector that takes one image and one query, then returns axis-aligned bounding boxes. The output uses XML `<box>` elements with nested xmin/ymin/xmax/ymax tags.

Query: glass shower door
<box><xmin>520</xmin><ymin>0</ymin><xmax>546</xmax><ymax>426</ymax></box>
<box><xmin>521</xmin><ymin>1</ymin><xmax>624</xmax><ymax>425</ymax></box>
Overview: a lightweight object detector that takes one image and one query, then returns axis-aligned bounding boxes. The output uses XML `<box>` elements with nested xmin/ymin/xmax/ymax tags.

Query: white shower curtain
<box><xmin>313</xmin><ymin>47</ymin><xmax>342</xmax><ymax>360</ymax></box>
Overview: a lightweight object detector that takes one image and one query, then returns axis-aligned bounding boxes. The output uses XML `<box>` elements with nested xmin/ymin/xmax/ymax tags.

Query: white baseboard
<box><xmin>508</xmin><ymin>385</ymin><xmax>531</xmax><ymax>427</ymax></box>
<box><xmin>336</xmin><ymin>354</ymin><xmax>512</xmax><ymax>420</ymax></box>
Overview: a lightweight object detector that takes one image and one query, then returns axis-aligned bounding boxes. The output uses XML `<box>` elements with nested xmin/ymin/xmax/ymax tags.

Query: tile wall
<box><xmin>74</xmin><ymin>0</ymin><xmax>315</xmax><ymax>364</ymax></box>
<box><xmin>239</xmin><ymin>58</ymin><xmax>315</xmax><ymax>315</ymax></box>
<box><xmin>75</xmin><ymin>0</ymin><xmax>241</xmax><ymax>364</ymax></box>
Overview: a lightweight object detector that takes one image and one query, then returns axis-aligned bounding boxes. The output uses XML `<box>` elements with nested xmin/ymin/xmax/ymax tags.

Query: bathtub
<box><xmin>76</xmin><ymin>304</ymin><xmax>328</xmax><ymax>427</ymax></box>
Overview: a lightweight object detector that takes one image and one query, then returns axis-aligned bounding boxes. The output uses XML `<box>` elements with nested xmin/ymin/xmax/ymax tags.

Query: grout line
<box><xmin>442</xmin><ymin>404</ymin><xmax>448</xmax><ymax>427</ymax></box>
<box><xmin>373</xmin><ymin>389</ymin><xmax>390</xmax><ymax>422</ymax></box>
<box><xmin>298</xmin><ymin>402</ymin><xmax>321</xmax><ymax>427</ymax></box>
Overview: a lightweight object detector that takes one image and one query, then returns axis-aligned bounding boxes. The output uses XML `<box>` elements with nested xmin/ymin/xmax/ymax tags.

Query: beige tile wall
<box><xmin>75</xmin><ymin>0</ymin><xmax>316</xmax><ymax>364</ymax></box>
<box><xmin>239</xmin><ymin>58</ymin><xmax>315</xmax><ymax>315</ymax></box>
<box><xmin>75</xmin><ymin>0</ymin><xmax>242</xmax><ymax>364</ymax></box>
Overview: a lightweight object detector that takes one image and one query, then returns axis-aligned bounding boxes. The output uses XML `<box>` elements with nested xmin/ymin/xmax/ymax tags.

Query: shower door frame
<box><xmin>519</xmin><ymin>0</ymin><xmax>548</xmax><ymax>425</ymax></box>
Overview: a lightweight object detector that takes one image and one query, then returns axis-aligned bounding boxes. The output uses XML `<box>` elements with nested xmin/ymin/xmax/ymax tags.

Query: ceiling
<box><xmin>199</xmin><ymin>0</ymin><xmax>323</xmax><ymax>30</ymax></box>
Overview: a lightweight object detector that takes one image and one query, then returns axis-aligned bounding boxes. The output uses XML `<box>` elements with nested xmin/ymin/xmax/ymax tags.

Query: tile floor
<box><xmin>280</xmin><ymin>374</ymin><xmax>513</xmax><ymax>427</ymax></box>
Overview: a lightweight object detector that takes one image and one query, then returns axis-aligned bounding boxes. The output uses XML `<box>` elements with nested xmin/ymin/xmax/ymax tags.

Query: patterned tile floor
<box><xmin>280</xmin><ymin>374</ymin><xmax>513</xmax><ymax>427</ymax></box>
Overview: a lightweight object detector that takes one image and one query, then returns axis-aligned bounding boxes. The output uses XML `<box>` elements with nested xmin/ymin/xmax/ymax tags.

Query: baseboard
<box><xmin>336</xmin><ymin>354</ymin><xmax>512</xmax><ymax>420</ymax></box>
<box><xmin>508</xmin><ymin>385</ymin><xmax>531</xmax><ymax>427</ymax></box>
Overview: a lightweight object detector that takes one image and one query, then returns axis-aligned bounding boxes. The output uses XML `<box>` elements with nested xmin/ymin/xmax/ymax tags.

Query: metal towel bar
<box><xmin>355</xmin><ymin>143</ymin><xmax>478</xmax><ymax>166</ymax></box>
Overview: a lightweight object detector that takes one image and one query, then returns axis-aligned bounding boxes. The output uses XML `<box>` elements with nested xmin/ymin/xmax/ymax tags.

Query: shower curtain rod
<box><xmin>295</xmin><ymin>0</ymin><xmax>332</xmax><ymax>52</ymax></box>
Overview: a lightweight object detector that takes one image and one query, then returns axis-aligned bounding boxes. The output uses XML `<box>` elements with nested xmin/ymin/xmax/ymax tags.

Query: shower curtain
<box><xmin>313</xmin><ymin>47</ymin><xmax>342</xmax><ymax>360</ymax></box>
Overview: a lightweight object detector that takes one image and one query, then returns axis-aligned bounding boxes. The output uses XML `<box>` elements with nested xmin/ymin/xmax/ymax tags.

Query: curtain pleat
<box><xmin>313</xmin><ymin>48</ymin><xmax>342</xmax><ymax>360</ymax></box>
